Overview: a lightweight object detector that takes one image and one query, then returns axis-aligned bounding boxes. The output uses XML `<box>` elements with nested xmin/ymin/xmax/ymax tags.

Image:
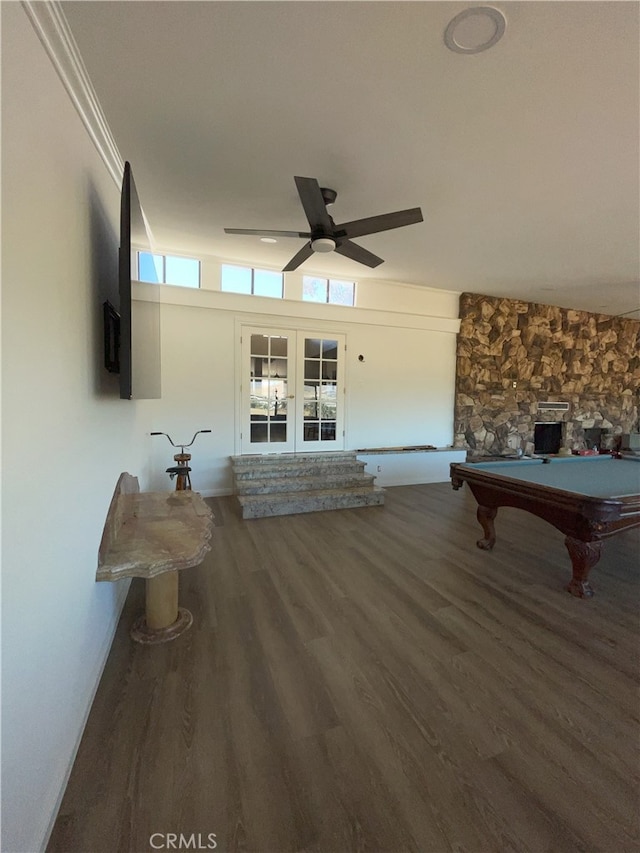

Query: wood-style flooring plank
<box><xmin>48</xmin><ymin>483</ymin><xmax>639</xmax><ymax>853</ymax></box>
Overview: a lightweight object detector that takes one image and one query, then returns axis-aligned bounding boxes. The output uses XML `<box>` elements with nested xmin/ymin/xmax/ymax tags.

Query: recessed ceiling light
<box><xmin>444</xmin><ymin>7</ymin><xmax>506</xmax><ymax>54</ymax></box>
<box><xmin>260</xmin><ymin>237</ymin><xmax>277</xmax><ymax>243</ymax></box>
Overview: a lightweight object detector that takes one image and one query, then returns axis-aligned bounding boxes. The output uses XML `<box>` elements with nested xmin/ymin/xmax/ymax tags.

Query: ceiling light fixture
<box><xmin>310</xmin><ymin>237</ymin><xmax>336</xmax><ymax>254</ymax></box>
<box><xmin>444</xmin><ymin>6</ymin><xmax>506</xmax><ymax>54</ymax></box>
<box><xmin>260</xmin><ymin>237</ymin><xmax>277</xmax><ymax>243</ymax></box>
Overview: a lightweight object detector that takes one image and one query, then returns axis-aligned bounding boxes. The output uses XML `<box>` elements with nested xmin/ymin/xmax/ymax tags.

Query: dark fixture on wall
<box><xmin>102</xmin><ymin>300</ymin><xmax>120</xmax><ymax>373</ymax></box>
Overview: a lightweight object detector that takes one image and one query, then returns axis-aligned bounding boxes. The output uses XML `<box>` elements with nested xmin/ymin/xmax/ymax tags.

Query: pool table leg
<box><xmin>476</xmin><ymin>505</ymin><xmax>497</xmax><ymax>550</ymax></box>
<box><xmin>564</xmin><ymin>537</ymin><xmax>601</xmax><ymax>598</ymax></box>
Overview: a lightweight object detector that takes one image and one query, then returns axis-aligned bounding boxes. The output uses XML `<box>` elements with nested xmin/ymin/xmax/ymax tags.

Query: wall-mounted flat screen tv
<box><xmin>117</xmin><ymin>161</ymin><xmax>161</xmax><ymax>400</ymax></box>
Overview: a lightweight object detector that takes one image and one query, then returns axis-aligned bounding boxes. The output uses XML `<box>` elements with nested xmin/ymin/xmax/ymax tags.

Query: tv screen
<box><xmin>118</xmin><ymin>162</ymin><xmax>161</xmax><ymax>400</ymax></box>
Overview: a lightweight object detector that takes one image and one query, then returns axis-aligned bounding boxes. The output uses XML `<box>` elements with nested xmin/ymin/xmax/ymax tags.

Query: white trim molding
<box><xmin>21</xmin><ymin>0</ymin><xmax>124</xmax><ymax>188</ymax></box>
<box><xmin>132</xmin><ymin>281</ymin><xmax>462</xmax><ymax>335</ymax></box>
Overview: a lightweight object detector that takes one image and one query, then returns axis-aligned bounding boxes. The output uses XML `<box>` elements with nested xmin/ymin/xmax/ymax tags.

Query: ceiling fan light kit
<box><xmin>310</xmin><ymin>237</ymin><xmax>336</xmax><ymax>254</ymax></box>
<box><xmin>224</xmin><ymin>176</ymin><xmax>423</xmax><ymax>272</ymax></box>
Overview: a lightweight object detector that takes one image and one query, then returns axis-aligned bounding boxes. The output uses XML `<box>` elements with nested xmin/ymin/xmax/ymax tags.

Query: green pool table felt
<box><xmin>465</xmin><ymin>456</ymin><xmax>640</xmax><ymax>499</ymax></box>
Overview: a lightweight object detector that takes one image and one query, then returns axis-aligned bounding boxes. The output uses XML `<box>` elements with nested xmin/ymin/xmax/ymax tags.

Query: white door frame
<box><xmin>237</xmin><ymin>323</ymin><xmax>346</xmax><ymax>454</ymax></box>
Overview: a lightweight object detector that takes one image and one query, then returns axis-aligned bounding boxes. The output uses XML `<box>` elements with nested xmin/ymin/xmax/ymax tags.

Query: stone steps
<box><xmin>237</xmin><ymin>485</ymin><xmax>386</xmax><ymax>519</ymax></box>
<box><xmin>237</xmin><ymin>471</ymin><xmax>376</xmax><ymax>495</ymax></box>
<box><xmin>233</xmin><ymin>451</ymin><xmax>357</xmax><ymax>465</ymax></box>
<box><xmin>231</xmin><ymin>451</ymin><xmax>385</xmax><ymax>518</ymax></box>
<box><xmin>234</xmin><ymin>460</ymin><xmax>367</xmax><ymax>481</ymax></box>
<box><xmin>232</xmin><ymin>452</ymin><xmax>364</xmax><ymax>477</ymax></box>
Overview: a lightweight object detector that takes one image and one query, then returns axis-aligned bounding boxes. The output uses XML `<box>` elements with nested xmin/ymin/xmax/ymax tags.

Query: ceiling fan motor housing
<box><xmin>320</xmin><ymin>187</ymin><xmax>337</xmax><ymax>206</ymax></box>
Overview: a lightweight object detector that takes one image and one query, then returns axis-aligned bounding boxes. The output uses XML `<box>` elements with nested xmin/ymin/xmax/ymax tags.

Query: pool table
<box><xmin>450</xmin><ymin>455</ymin><xmax>640</xmax><ymax>598</ymax></box>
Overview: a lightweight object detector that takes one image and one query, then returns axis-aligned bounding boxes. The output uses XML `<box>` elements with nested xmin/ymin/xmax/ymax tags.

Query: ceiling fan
<box><xmin>224</xmin><ymin>176</ymin><xmax>424</xmax><ymax>272</ymax></box>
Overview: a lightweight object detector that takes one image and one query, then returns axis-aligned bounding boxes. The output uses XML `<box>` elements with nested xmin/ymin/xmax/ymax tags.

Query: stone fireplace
<box><xmin>453</xmin><ymin>293</ymin><xmax>640</xmax><ymax>457</ymax></box>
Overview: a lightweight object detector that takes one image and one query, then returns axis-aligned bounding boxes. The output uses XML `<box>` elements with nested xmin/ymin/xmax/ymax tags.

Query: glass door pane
<box><xmin>242</xmin><ymin>329</ymin><xmax>296</xmax><ymax>453</ymax></box>
<box><xmin>298</xmin><ymin>335</ymin><xmax>344</xmax><ymax>450</ymax></box>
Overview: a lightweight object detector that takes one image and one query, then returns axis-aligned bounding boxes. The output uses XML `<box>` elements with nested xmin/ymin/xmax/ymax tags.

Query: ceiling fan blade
<box><xmin>294</xmin><ymin>176</ymin><xmax>334</xmax><ymax>233</ymax></box>
<box><xmin>282</xmin><ymin>241</ymin><xmax>315</xmax><ymax>272</ymax></box>
<box><xmin>334</xmin><ymin>240</ymin><xmax>384</xmax><ymax>268</ymax></box>
<box><xmin>335</xmin><ymin>207</ymin><xmax>423</xmax><ymax>240</ymax></box>
<box><xmin>224</xmin><ymin>228</ymin><xmax>310</xmax><ymax>238</ymax></box>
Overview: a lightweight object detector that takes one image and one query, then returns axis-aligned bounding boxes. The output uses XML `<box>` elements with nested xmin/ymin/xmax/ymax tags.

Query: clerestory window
<box><xmin>302</xmin><ymin>276</ymin><xmax>356</xmax><ymax>306</ymax></box>
<box><xmin>221</xmin><ymin>264</ymin><xmax>283</xmax><ymax>298</ymax></box>
<box><xmin>138</xmin><ymin>252</ymin><xmax>200</xmax><ymax>288</ymax></box>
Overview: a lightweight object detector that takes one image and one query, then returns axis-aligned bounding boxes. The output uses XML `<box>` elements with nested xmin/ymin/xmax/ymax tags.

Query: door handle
<box><xmin>287</xmin><ymin>395</ymin><xmax>295</xmax><ymax>399</ymax></box>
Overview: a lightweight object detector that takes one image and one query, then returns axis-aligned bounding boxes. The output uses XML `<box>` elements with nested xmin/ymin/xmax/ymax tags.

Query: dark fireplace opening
<box><xmin>583</xmin><ymin>427</ymin><xmax>607</xmax><ymax>450</ymax></box>
<box><xmin>534</xmin><ymin>422</ymin><xmax>563</xmax><ymax>455</ymax></box>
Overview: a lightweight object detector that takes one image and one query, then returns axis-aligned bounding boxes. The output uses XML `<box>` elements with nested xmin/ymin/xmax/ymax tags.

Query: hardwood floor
<box><xmin>48</xmin><ymin>483</ymin><xmax>639</xmax><ymax>853</ymax></box>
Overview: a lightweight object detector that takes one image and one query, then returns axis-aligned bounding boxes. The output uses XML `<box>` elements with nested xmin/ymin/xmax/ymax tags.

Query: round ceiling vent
<box><xmin>444</xmin><ymin>6</ymin><xmax>506</xmax><ymax>54</ymax></box>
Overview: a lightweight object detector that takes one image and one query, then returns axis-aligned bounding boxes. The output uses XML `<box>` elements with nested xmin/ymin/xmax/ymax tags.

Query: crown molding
<box><xmin>21</xmin><ymin>0</ymin><xmax>124</xmax><ymax>188</ymax></box>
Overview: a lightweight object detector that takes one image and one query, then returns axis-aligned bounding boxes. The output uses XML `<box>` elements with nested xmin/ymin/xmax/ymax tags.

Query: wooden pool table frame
<box><xmin>450</xmin><ymin>459</ymin><xmax>640</xmax><ymax>598</ymax></box>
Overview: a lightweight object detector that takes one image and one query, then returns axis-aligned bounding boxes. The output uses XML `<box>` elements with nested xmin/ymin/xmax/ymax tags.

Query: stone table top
<box><xmin>97</xmin><ymin>473</ymin><xmax>213</xmax><ymax>582</ymax></box>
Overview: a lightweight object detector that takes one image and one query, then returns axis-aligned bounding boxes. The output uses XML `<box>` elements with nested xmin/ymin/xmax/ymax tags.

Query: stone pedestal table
<box><xmin>97</xmin><ymin>473</ymin><xmax>213</xmax><ymax>644</ymax></box>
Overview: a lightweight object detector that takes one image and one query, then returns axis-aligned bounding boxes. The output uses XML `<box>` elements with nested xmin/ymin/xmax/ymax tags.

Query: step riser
<box><xmin>231</xmin><ymin>452</ymin><xmax>358</xmax><ymax>466</ymax></box>
<box><xmin>234</xmin><ymin>462</ymin><xmax>366</xmax><ymax>480</ymax></box>
<box><xmin>240</xmin><ymin>491</ymin><xmax>385</xmax><ymax>519</ymax></box>
<box><xmin>238</xmin><ymin>474</ymin><xmax>375</xmax><ymax>495</ymax></box>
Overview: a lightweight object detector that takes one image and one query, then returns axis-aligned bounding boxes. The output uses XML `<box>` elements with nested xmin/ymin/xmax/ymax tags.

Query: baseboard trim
<box><xmin>197</xmin><ymin>488</ymin><xmax>234</xmax><ymax>498</ymax></box>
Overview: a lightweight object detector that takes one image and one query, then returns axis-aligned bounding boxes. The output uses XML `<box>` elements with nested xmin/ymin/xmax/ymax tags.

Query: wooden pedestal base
<box><xmin>130</xmin><ymin>607</ymin><xmax>193</xmax><ymax>644</ymax></box>
<box><xmin>147</xmin><ymin>570</ymin><xmax>179</xmax><ymax>629</ymax></box>
<box><xmin>130</xmin><ymin>570</ymin><xmax>192</xmax><ymax>644</ymax></box>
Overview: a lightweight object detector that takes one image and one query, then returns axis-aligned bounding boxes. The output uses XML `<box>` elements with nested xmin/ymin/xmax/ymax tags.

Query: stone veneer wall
<box><xmin>454</xmin><ymin>292</ymin><xmax>640</xmax><ymax>457</ymax></box>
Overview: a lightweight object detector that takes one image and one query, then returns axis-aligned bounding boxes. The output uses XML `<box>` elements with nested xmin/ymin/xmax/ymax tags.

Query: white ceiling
<box><xmin>61</xmin><ymin>1</ymin><xmax>640</xmax><ymax>318</ymax></box>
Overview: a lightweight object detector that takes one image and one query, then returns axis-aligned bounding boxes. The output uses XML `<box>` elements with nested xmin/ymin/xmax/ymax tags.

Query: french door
<box><xmin>240</xmin><ymin>327</ymin><xmax>345</xmax><ymax>453</ymax></box>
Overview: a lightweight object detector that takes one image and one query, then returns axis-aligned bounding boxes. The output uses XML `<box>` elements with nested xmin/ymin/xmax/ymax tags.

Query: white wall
<box><xmin>359</xmin><ymin>450</ymin><xmax>467</xmax><ymax>486</ymax></box>
<box><xmin>145</xmin><ymin>300</ymin><xmax>236</xmax><ymax>492</ymax></box>
<box><xmin>1</xmin><ymin>7</ymin><xmax>153</xmax><ymax>851</ymax></box>
<box><xmin>346</xmin><ymin>323</ymin><xmax>457</xmax><ymax>450</ymax></box>
<box><xmin>142</xmin><ymin>284</ymin><xmax>460</xmax><ymax>495</ymax></box>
